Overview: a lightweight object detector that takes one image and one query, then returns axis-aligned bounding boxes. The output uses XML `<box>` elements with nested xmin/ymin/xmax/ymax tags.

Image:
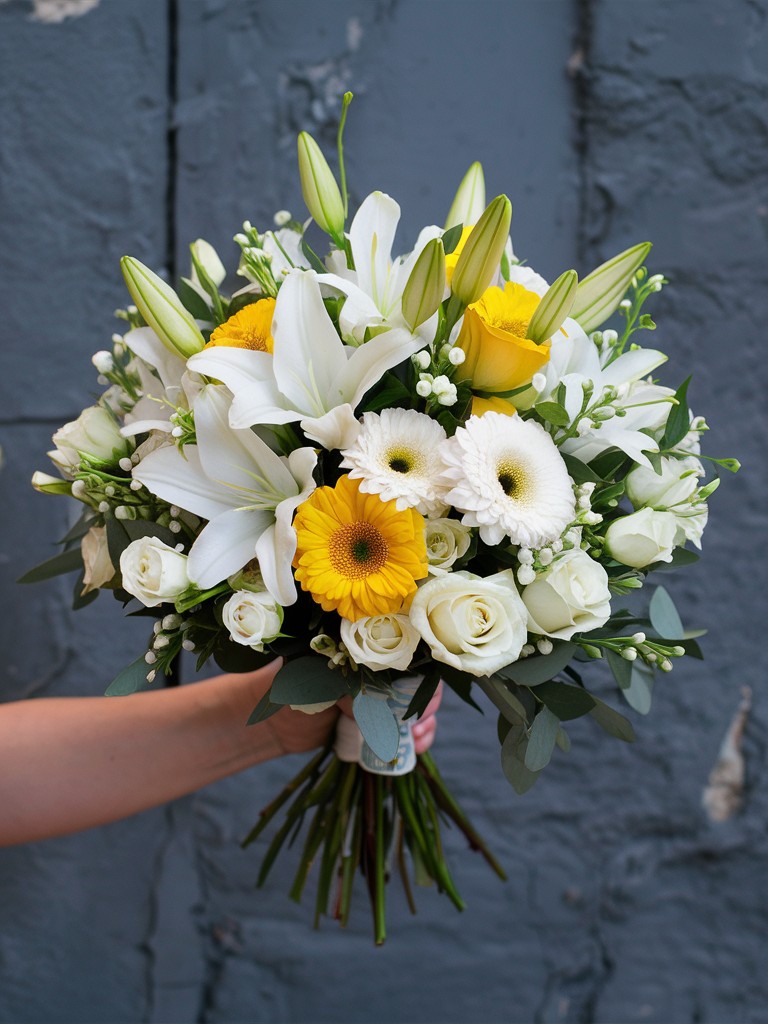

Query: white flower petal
<box><xmin>334</xmin><ymin>327</ymin><xmax>427</xmax><ymax>409</ymax></box>
<box><xmin>125</xmin><ymin>326</ymin><xmax>186</xmax><ymax>393</ymax></box>
<box><xmin>188</xmin><ymin>507</ymin><xmax>273</xmax><ymax>589</ymax></box>
<box><xmin>300</xmin><ymin>404</ymin><xmax>362</xmax><ymax>451</ymax></box>
<box><xmin>132</xmin><ymin>443</ymin><xmax>235</xmax><ymax>520</ymax></box>
<box><xmin>349</xmin><ymin>192</ymin><xmax>400</xmax><ymax>311</ymax></box>
<box><xmin>187</xmin><ymin>345</ymin><xmax>273</xmax><ymax>393</ymax></box>
<box><xmin>602</xmin><ymin>348</ymin><xmax>667</xmax><ymax>386</ymax></box>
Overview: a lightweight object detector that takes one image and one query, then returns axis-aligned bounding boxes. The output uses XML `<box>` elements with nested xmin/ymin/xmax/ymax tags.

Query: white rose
<box><xmin>222</xmin><ymin>590</ymin><xmax>283</xmax><ymax>651</ymax></box>
<box><xmin>409</xmin><ymin>570</ymin><xmax>528</xmax><ymax>677</ymax></box>
<box><xmin>423</xmin><ymin>518</ymin><xmax>472</xmax><ymax>575</ymax></box>
<box><xmin>52</xmin><ymin>406</ymin><xmax>131</xmax><ymax>466</ymax></box>
<box><xmin>81</xmin><ymin>525</ymin><xmax>116</xmax><ymax>594</ymax></box>
<box><xmin>340</xmin><ymin>613</ymin><xmax>420</xmax><ymax>672</ymax></box>
<box><xmin>119</xmin><ymin>536</ymin><xmax>190</xmax><ymax>607</ymax></box>
<box><xmin>604</xmin><ymin>508</ymin><xmax>678</xmax><ymax>568</ymax></box>
<box><xmin>626</xmin><ymin>456</ymin><xmax>703</xmax><ymax>510</ymax></box>
<box><xmin>522</xmin><ymin>549</ymin><xmax>611</xmax><ymax>640</ymax></box>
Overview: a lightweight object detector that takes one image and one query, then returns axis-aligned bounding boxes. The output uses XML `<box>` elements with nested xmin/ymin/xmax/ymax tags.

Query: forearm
<box><xmin>0</xmin><ymin>664</ymin><xmax>282</xmax><ymax>846</ymax></box>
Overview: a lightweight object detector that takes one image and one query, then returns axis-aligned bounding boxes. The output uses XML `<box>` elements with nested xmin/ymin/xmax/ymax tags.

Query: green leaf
<box><xmin>561</xmin><ymin>453</ymin><xmax>604</xmax><ymax>484</ymax></box>
<box><xmin>403</xmin><ymin>668</ymin><xmax>440</xmax><ymax>721</ymax></box>
<box><xmin>524</xmin><ymin>706</ymin><xmax>560</xmax><ymax>771</ymax></box>
<box><xmin>57</xmin><ymin>510</ymin><xmax>99</xmax><ymax>546</ymax></box>
<box><xmin>536</xmin><ymin>401</ymin><xmax>571</xmax><ymax>427</ymax></box>
<box><xmin>649</xmin><ymin>585</ymin><xmax>684</xmax><ymax>640</ymax></box>
<box><xmin>213</xmin><ymin>643</ymin><xmax>274</xmax><ymax>675</ymax></box>
<box><xmin>652</xmin><ymin>636</ymin><xmax>704</xmax><ymax>660</ymax></box>
<box><xmin>122</xmin><ymin>519</ymin><xmax>178</xmax><ymax>548</ymax></box>
<box><xmin>361</xmin><ymin>372</ymin><xmax>411</xmax><ymax>412</ymax></box>
<box><xmin>473</xmin><ymin>381</ymin><xmax>537</xmax><ymax>401</ymax></box>
<box><xmin>478</xmin><ymin>676</ymin><xmax>527</xmax><ymax>724</ymax></box>
<box><xmin>105</xmin><ymin>516</ymin><xmax>131</xmax><ymax>570</ymax></box>
<box><xmin>620</xmin><ymin>661</ymin><xmax>654</xmax><ymax>715</ymax></box>
<box><xmin>651</xmin><ymin>546</ymin><xmax>700</xmax><ymax>570</ymax></box>
<box><xmin>606</xmin><ymin>649</ymin><xmax>633</xmax><ymax>689</ymax></box>
<box><xmin>72</xmin><ymin>571</ymin><xmax>99</xmax><ymax>611</ymax></box>
<box><xmin>105</xmin><ymin>654</ymin><xmax>161</xmax><ymax>696</ymax></box>
<box><xmin>270</xmin><ymin>656</ymin><xmax>350</xmax><ymax>705</ymax></box>
<box><xmin>498</xmin><ymin>642</ymin><xmax>577</xmax><ymax>687</ymax></box>
<box><xmin>588</xmin><ymin>696</ymin><xmax>636</xmax><ymax>742</ymax></box>
<box><xmin>441</xmin><ymin>222</ymin><xmax>463</xmax><ymax>255</ymax></box>
<box><xmin>590</xmin><ymin>448</ymin><xmax>629</xmax><ymax>481</ymax></box>
<box><xmin>534</xmin><ymin>679</ymin><xmax>596</xmax><ymax>720</ymax></box>
<box><xmin>353</xmin><ymin>690</ymin><xmax>400</xmax><ymax>762</ymax></box>
<box><xmin>301</xmin><ymin>239</ymin><xmax>327</xmax><ymax>274</ymax></box>
<box><xmin>17</xmin><ymin>546</ymin><xmax>84</xmax><ymax>584</ymax></box>
<box><xmin>501</xmin><ymin>727</ymin><xmax>541</xmax><ymax>794</ymax></box>
<box><xmin>555</xmin><ymin>726</ymin><xmax>571</xmax><ymax>752</ymax></box>
<box><xmin>178</xmin><ymin>277</ymin><xmax>214</xmax><ymax>320</ymax></box>
<box><xmin>440</xmin><ymin>665</ymin><xmax>483</xmax><ymax>713</ymax></box>
<box><xmin>246</xmin><ymin>689</ymin><xmax>283</xmax><ymax>725</ymax></box>
<box><xmin>662</xmin><ymin>376</ymin><xmax>691</xmax><ymax>450</ymax></box>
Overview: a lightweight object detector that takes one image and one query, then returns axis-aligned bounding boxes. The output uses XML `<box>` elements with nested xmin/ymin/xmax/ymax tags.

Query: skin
<box><xmin>0</xmin><ymin>660</ymin><xmax>441</xmax><ymax>847</ymax></box>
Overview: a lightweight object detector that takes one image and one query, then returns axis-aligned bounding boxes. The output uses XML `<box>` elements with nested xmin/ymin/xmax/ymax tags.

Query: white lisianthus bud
<box><xmin>632</xmin><ymin>632</ymin><xmax>647</xmax><ymax>644</ymax></box>
<box><xmin>621</xmin><ymin>647</ymin><xmax>638</xmax><ymax>661</ymax></box>
<box><xmin>626</xmin><ymin>456</ymin><xmax>703</xmax><ymax>509</ymax></box>
<box><xmin>120</xmin><ymin>257</ymin><xmax>205</xmax><ymax>359</ymax></box>
<box><xmin>52</xmin><ymin>407</ymin><xmax>131</xmax><ymax>467</ymax></box>
<box><xmin>182</xmin><ymin>639</ymin><xmax>195</xmax><ymax>651</ymax></box>
<box><xmin>518</xmin><ymin>548</ymin><xmax>534</xmax><ymax>565</ymax></box>
<box><xmin>221</xmin><ymin>590</ymin><xmax>283</xmax><ymax>651</ymax></box>
<box><xmin>522</xmin><ymin>548</ymin><xmax>611</xmax><ymax>640</ymax></box>
<box><xmin>162</xmin><ymin>614</ymin><xmax>182</xmax><ymax>630</ymax></box>
<box><xmin>451</xmin><ymin>195</ymin><xmax>512</xmax><ymax>305</ymax></box>
<box><xmin>409</xmin><ymin>570</ymin><xmax>528</xmax><ymax>677</ymax></box>
<box><xmin>120</xmin><ymin>537</ymin><xmax>190</xmax><ymax>608</ymax></box>
<box><xmin>416</xmin><ymin>380</ymin><xmax>433</xmax><ymax>398</ymax></box>
<box><xmin>145</xmin><ymin>651</ymin><xmax>157</xmax><ymax>665</ymax></box>
<box><xmin>604</xmin><ymin>508</ymin><xmax>678</xmax><ymax>568</ymax></box>
<box><xmin>517</xmin><ymin>565</ymin><xmax>536</xmax><ymax>586</ymax></box>
<box><xmin>449</xmin><ymin>347</ymin><xmax>466</xmax><ymax>365</ymax></box>
<box><xmin>660</xmin><ymin>658</ymin><xmax>673</xmax><ymax>672</ymax></box>
<box><xmin>71</xmin><ymin>480</ymin><xmax>86</xmax><ymax>499</ymax></box>
<box><xmin>91</xmin><ymin>351</ymin><xmax>114</xmax><ymax>374</ymax></box>
<box><xmin>436</xmin><ymin>384</ymin><xmax>458</xmax><ymax>406</ymax></box>
<box><xmin>402</xmin><ymin>237</ymin><xmax>446</xmax><ymax>330</ymax></box>
<box><xmin>582</xmin><ymin>511</ymin><xmax>603</xmax><ymax>525</ymax></box>
<box><xmin>297</xmin><ymin>132</ymin><xmax>345</xmax><ymax>245</ymax></box>
<box><xmin>424</xmin><ymin>518</ymin><xmax>472</xmax><ymax>575</ymax></box>
<box><xmin>274</xmin><ymin>210</ymin><xmax>291</xmax><ymax>227</ymax></box>
<box><xmin>412</xmin><ymin>350</ymin><xmax>431</xmax><ymax>370</ymax></box>
<box><xmin>80</xmin><ymin>525</ymin><xmax>116</xmax><ymax>594</ymax></box>
<box><xmin>537</xmin><ymin>639</ymin><xmax>554</xmax><ymax>656</ymax></box>
<box><xmin>521</xmin><ymin>644</ymin><xmax>536</xmax><ymax>657</ymax></box>
<box><xmin>532</xmin><ymin>372</ymin><xmax>547</xmax><ymax>393</ymax></box>
<box><xmin>340</xmin><ymin>613</ymin><xmax>420</xmax><ymax>672</ymax></box>
<box><xmin>538</xmin><ymin>548</ymin><xmax>554</xmax><ymax>566</ymax></box>
<box><xmin>119</xmin><ymin>457</ymin><xmax>133</xmax><ymax>472</ymax></box>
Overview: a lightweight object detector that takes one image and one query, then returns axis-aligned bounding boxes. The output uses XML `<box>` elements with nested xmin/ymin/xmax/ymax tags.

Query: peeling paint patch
<box><xmin>703</xmin><ymin>686</ymin><xmax>752</xmax><ymax>822</ymax></box>
<box><xmin>24</xmin><ymin>0</ymin><xmax>100</xmax><ymax>23</ymax></box>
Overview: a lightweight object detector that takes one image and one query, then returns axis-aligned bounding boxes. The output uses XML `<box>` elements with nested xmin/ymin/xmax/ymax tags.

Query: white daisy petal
<box><xmin>439</xmin><ymin>412</ymin><xmax>575</xmax><ymax>548</ymax></box>
<box><xmin>340</xmin><ymin>408</ymin><xmax>450</xmax><ymax>516</ymax></box>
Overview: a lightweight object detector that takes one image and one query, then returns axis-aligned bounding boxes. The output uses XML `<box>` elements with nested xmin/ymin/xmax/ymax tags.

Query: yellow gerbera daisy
<box><xmin>205</xmin><ymin>299</ymin><xmax>275</xmax><ymax>352</ymax></box>
<box><xmin>292</xmin><ymin>474</ymin><xmax>428</xmax><ymax>622</ymax></box>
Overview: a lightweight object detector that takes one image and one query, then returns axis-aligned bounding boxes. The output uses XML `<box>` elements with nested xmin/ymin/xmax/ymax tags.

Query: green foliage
<box><xmin>649</xmin><ymin>585</ymin><xmax>684</xmax><ymax>639</ymax></box>
<box><xmin>662</xmin><ymin>376</ymin><xmax>692</xmax><ymax>450</ymax></box>
<box><xmin>246</xmin><ymin>689</ymin><xmax>283</xmax><ymax>725</ymax></box>
<box><xmin>270</xmin><ymin>656</ymin><xmax>351</xmax><ymax>705</ymax></box>
<box><xmin>588</xmin><ymin>697</ymin><xmax>636</xmax><ymax>742</ymax></box>
<box><xmin>17</xmin><ymin>546</ymin><xmax>84</xmax><ymax>584</ymax></box>
<box><xmin>441</xmin><ymin>222</ymin><xmax>464</xmax><ymax>255</ymax></box>
<box><xmin>497</xmin><ymin>642</ymin><xmax>577</xmax><ymax>687</ymax></box>
<box><xmin>105</xmin><ymin>653</ymin><xmax>161</xmax><ymax>696</ymax></box>
<box><xmin>535</xmin><ymin>401</ymin><xmax>571</xmax><ymax>427</ymax></box>
<box><xmin>524</xmin><ymin>706</ymin><xmax>560</xmax><ymax>771</ymax></box>
<box><xmin>353</xmin><ymin>689</ymin><xmax>400</xmax><ymax>762</ymax></box>
<box><xmin>501</xmin><ymin>726</ymin><xmax>541</xmax><ymax>794</ymax></box>
<box><xmin>403</xmin><ymin>666</ymin><xmax>441</xmax><ymax>721</ymax></box>
<box><xmin>534</xmin><ymin>679</ymin><xmax>596</xmax><ymax>720</ymax></box>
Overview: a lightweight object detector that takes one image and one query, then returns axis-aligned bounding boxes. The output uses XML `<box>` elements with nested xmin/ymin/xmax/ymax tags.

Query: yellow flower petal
<box><xmin>205</xmin><ymin>299</ymin><xmax>275</xmax><ymax>353</ymax></box>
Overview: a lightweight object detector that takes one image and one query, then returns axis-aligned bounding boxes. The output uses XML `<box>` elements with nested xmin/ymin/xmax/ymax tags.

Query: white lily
<box><xmin>132</xmin><ymin>385</ymin><xmax>317</xmax><ymax>604</ymax></box>
<box><xmin>187</xmin><ymin>268</ymin><xmax>427</xmax><ymax>450</ymax></box>
<box><xmin>532</xmin><ymin>319</ymin><xmax>669</xmax><ymax>469</ymax></box>
<box><xmin>121</xmin><ymin>326</ymin><xmax>202</xmax><ymax>436</ymax></box>
<box><xmin>319</xmin><ymin>191</ymin><xmax>444</xmax><ymax>344</ymax></box>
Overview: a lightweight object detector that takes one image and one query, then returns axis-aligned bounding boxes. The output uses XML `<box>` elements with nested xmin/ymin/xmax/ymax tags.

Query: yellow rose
<box><xmin>471</xmin><ymin>395</ymin><xmax>516</xmax><ymax>417</ymax></box>
<box><xmin>444</xmin><ymin>225</ymin><xmax>474</xmax><ymax>287</ymax></box>
<box><xmin>453</xmin><ymin>281</ymin><xmax>550</xmax><ymax>393</ymax></box>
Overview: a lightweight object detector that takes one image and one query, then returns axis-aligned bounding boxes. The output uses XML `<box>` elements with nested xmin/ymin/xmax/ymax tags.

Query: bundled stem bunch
<box><xmin>244</xmin><ymin>747</ymin><xmax>505</xmax><ymax>945</ymax></box>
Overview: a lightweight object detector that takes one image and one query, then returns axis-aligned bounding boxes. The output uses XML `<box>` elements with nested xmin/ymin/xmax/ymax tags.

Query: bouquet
<box><xmin>23</xmin><ymin>96</ymin><xmax>737</xmax><ymax>944</ymax></box>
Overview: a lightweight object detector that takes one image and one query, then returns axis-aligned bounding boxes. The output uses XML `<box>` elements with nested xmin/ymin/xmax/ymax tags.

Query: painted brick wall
<box><xmin>0</xmin><ymin>2</ymin><xmax>765</xmax><ymax>1022</ymax></box>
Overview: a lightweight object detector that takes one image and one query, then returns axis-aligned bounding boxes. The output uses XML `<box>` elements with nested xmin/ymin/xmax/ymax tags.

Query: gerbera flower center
<box><xmin>497</xmin><ymin>460</ymin><xmax>526</xmax><ymax>498</ymax></box>
<box><xmin>385</xmin><ymin>446</ymin><xmax>421</xmax><ymax>474</ymax></box>
<box><xmin>329</xmin><ymin>521</ymin><xmax>389</xmax><ymax>579</ymax></box>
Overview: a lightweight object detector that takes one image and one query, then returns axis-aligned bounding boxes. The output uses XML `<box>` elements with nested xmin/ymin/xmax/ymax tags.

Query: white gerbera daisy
<box><xmin>439</xmin><ymin>412</ymin><xmax>575</xmax><ymax>547</ymax></box>
<box><xmin>340</xmin><ymin>408</ymin><xmax>450</xmax><ymax>515</ymax></box>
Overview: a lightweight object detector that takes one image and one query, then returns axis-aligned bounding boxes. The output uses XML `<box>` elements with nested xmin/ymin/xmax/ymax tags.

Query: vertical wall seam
<box><xmin>573</xmin><ymin>0</ymin><xmax>594</xmax><ymax>273</ymax></box>
<box><xmin>165</xmin><ymin>0</ymin><xmax>179</xmax><ymax>284</ymax></box>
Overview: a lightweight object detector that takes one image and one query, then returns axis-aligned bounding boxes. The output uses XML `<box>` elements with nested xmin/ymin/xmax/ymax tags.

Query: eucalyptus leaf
<box><xmin>105</xmin><ymin>516</ymin><xmax>131</xmax><ymax>569</ymax></box>
<box><xmin>270</xmin><ymin>656</ymin><xmax>350</xmax><ymax>705</ymax></box>
<box><xmin>649</xmin><ymin>585</ymin><xmax>684</xmax><ymax>640</ymax></box>
<box><xmin>524</xmin><ymin>706</ymin><xmax>560</xmax><ymax>771</ymax></box>
<box><xmin>478</xmin><ymin>676</ymin><xmax>527</xmax><ymax>724</ymax></box>
<box><xmin>555</xmin><ymin>726</ymin><xmax>571</xmax><ymax>752</ymax></box>
<box><xmin>651</xmin><ymin>547</ymin><xmax>700</xmax><ymax>570</ymax></box>
<box><xmin>105</xmin><ymin>654</ymin><xmax>161</xmax><ymax>696</ymax></box>
<box><xmin>620</xmin><ymin>661</ymin><xmax>654</xmax><ymax>715</ymax></box>
<box><xmin>534</xmin><ymin>679</ymin><xmax>596</xmax><ymax>720</ymax></box>
<box><xmin>403</xmin><ymin>669</ymin><xmax>440</xmax><ymax>721</ymax></box>
<box><xmin>498</xmin><ymin>642</ymin><xmax>576</xmax><ymax>687</ymax></box>
<box><xmin>501</xmin><ymin>727</ymin><xmax>541</xmax><ymax>794</ymax></box>
<box><xmin>246</xmin><ymin>690</ymin><xmax>283</xmax><ymax>725</ymax></box>
<box><xmin>17</xmin><ymin>546</ymin><xmax>84</xmax><ymax>584</ymax></box>
<box><xmin>589</xmin><ymin>696</ymin><xmax>636</xmax><ymax>742</ymax></box>
<box><xmin>122</xmin><ymin>519</ymin><xmax>178</xmax><ymax>548</ymax></box>
<box><xmin>441</xmin><ymin>665</ymin><xmax>483</xmax><ymax>712</ymax></box>
<box><xmin>353</xmin><ymin>690</ymin><xmax>400</xmax><ymax>762</ymax></box>
<box><xmin>606</xmin><ymin>649</ymin><xmax>633</xmax><ymax>690</ymax></box>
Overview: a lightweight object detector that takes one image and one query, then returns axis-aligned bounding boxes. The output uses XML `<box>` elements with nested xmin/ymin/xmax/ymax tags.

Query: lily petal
<box><xmin>334</xmin><ymin>326</ymin><xmax>427</xmax><ymax>409</ymax></box>
<box><xmin>187</xmin><ymin>345</ymin><xmax>273</xmax><ymax>392</ymax></box>
<box><xmin>602</xmin><ymin>348</ymin><xmax>667</xmax><ymax>386</ymax></box>
<box><xmin>349</xmin><ymin>192</ymin><xmax>401</xmax><ymax>313</ymax></box>
<box><xmin>125</xmin><ymin>327</ymin><xmax>186</xmax><ymax>393</ymax></box>
<box><xmin>300</xmin><ymin>404</ymin><xmax>362</xmax><ymax>450</ymax></box>
<box><xmin>188</xmin><ymin>507</ymin><xmax>273</xmax><ymax>588</ymax></box>
<box><xmin>132</xmin><ymin>443</ymin><xmax>236</xmax><ymax>520</ymax></box>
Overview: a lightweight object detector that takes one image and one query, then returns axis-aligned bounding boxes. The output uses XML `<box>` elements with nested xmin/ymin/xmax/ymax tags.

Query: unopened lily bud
<box><xmin>190</xmin><ymin>238</ymin><xmax>226</xmax><ymax>287</ymax></box>
<box><xmin>570</xmin><ymin>242</ymin><xmax>652</xmax><ymax>333</ymax></box>
<box><xmin>444</xmin><ymin>161</ymin><xmax>486</xmax><ymax>230</ymax></box>
<box><xmin>92</xmin><ymin>351</ymin><xmax>114</xmax><ymax>374</ymax></box>
<box><xmin>120</xmin><ymin>257</ymin><xmax>205</xmax><ymax>359</ymax></box>
<box><xmin>526</xmin><ymin>269</ymin><xmax>579</xmax><ymax>345</ymax></box>
<box><xmin>297</xmin><ymin>132</ymin><xmax>345</xmax><ymax>245</ymax></box>
<box><xmin>451</xmin><ymin>195</ymin><xmax>512</xmax><ymax>305</ymax></box>
<box><xmin>402</xmin><ymin>238</ymin><xmax>446</xmax><ymax>330</ymax></box>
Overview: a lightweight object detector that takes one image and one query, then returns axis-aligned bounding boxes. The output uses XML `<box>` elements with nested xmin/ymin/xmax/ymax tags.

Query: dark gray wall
<box><xmin>0</xmin><ymin>2</ymin><xmax>765</xmax><ymax>1022</ymax></box>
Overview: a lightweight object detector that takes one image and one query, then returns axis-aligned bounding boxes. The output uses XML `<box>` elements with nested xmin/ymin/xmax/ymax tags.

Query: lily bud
<box><xmin>450</xmin><ymin>195</ymin><xmax>512</xmax><ymax>306</ymax></box>
<box><xmin>444</xmin><ymin>162</ymin><xmax>486</xmax><ymax>231</ymax></box>
<box><xmin>526</xmin><ymin>269</ymin><xmax>579</xmax><ymax>344</ymax></box>
<box><xmin>120</xmin><ymin>257</ymin><xmax>205</xmax><ymax>359</ymax></box>
<box><xmin>570</xmin><ymin>242</ymin><xmax>652</xmax><ymax>333</ymax></box>
<box><xmin>297</xmin><ymin>132</ymin><xmax>345</xmax><ymax>245</ymax></box>
<box><xmin>190</xmin><ymin>238</ymin><xmax>226</xmax><ymax>287</ymax></box>
<box><xmin>401</xmin><ymin>238</ymin><xmax>446</xmax><ymax>330</ymax></box>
